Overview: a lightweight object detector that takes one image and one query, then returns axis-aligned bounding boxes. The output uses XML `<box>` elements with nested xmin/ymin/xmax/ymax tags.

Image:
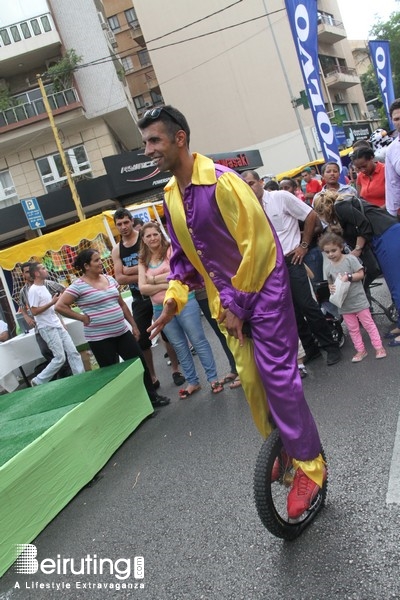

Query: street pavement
<box><xmin>1</xmin><ymin>296</ymin><xmax>400</xmax><ymax>600</ymax></box>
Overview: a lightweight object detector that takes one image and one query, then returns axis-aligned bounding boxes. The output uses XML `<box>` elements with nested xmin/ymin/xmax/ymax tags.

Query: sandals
<box><xmin>229</xmin><ymin>377</ymin><xmax>241</xmax><ymax>389</ymax></box>
<box><xmin>179</xmin><ymin>381</ymin><xmax>225</xmax><ymax>397</ymax></box>
<box><xmin>220</xmin><ymin>373</ymin><xmax>237</xmax><ymax>385</ymax></box>
<box><xmin>179</xmin><ymin>385</ymin><xmax>201</xmax><ymax>399</ymax></box>
<box><xmin>172</xmin><ymin>371</ymin><xmax>186</xmax><ymax>386</ymax></box>
<box><xmin>211</xmin><ymin>381</ymin><xmax>224</xmax><ymax>394</ymax></box>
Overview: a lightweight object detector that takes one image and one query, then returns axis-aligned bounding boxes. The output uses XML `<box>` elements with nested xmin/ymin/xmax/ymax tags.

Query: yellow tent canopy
<box><xmin>0</xmin><ymin>200</ymin><xmax>165</xmax><ymax>271</ymax></box>
<box><xmin>0</xmin><ymin>213</ymin><xmax>116</xmax><ymax>271</ymax></box>
<box><xmin>276</xmin><ymin>147</ymin><xmax>354</xmax><ymax>181</ymax></box>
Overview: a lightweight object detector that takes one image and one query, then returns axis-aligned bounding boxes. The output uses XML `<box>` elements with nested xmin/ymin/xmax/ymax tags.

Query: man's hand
<box><xmin>132</xmin><ymin>325</ymin><xmax>140</xmax><ymax>341</ymax></box>
<box><xmin>81</xmin><ymin>314</ymin><xmax>91</xmax><ymax>326</ymax></box>
<box><xmin>147</xmin><ymin>299</ymin><xmax>177</xmax><ymax>340</ymax></box>
<box><xmin>25</xmin><ymin>315</ymin><xmax>35</xmax><ymax>327</ymax></box>
<box><xmin>219</xmin><ymin>308</ymin><xmax>245</xmax><ymax>346</ymax></box>
<box><xmin>289</xmin><ymin>245</ymin><xmax>308</xmax><ymax>265</ymax></box>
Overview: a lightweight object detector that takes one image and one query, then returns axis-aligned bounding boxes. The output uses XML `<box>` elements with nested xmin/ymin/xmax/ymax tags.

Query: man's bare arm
<box><xmin>111</xmin><ymin>245</ymin><xmax>138</xmax><ymax>286</ymax></box>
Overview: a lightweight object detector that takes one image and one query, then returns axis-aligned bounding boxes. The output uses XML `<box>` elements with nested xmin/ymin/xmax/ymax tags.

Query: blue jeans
<box><xmin>35</xmin><ymin>326</ymin><xmax>84</xmax><ymax>384</ymax></box>
<box><xmin>303</xmin><ymin>245</ymin><xmax>324</xmax><ymax>284</ymax></box>
<box><xmin>154</xmin><ymin>297</ymin><xmax>218</xmax><ymax>386</ymax></box>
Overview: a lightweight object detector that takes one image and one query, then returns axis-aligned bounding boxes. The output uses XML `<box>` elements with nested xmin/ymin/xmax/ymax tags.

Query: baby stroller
<box><xmin>314</xmin><ymin>281</ymin><xmax>345</xmax><ymax>348</ymax></box>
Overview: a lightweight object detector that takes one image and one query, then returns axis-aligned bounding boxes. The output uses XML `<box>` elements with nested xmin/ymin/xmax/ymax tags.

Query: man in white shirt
<box><xmin>28</xmin><ymin>262</ymin><xmax>84</xmax><ymax>386</ymax></box>
<box><xmin>19</xmin><ymin>261</ymin><xmax>72</xmax><ymax>378</ymax></box>
<box><xmin>385</xmin><ymin>99</ymin><xmax>400</xmax><ymax>217</ymax></box>
<box><xmin>242</xmin><ymin>170</ymin><xmax>341</xmax><ymax>366</ymax></box>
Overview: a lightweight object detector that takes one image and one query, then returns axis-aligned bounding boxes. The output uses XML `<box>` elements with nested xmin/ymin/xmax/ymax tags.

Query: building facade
<box><xmin>0</xmin><ymin>0</ymin><xmax>370</xmax><ymax>247</ymax></box>
<box><xmin>102</xmin><ymin>0</ymin><xmax>165</xmax><ymax>116</ymax></box>
<box><xmin>132</xmin><ymin>0</ymin><xmax>369</xmax><ymax>174</ymax></box>
<box><xmin>0</xmin><ymin>0</ymin><xmax>142</xmax><ymax>245</ymax></box>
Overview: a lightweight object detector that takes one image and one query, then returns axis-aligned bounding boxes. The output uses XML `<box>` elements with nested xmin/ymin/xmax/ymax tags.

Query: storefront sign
<box><xmin>344</xmin><ymin>124</ymin><xmax>372</xmax><ymax>146</ymax></box>
<box><xmin>208</xmin><ymin>150</ymin><xmax>263</xmax><ymax>171</ymax></box>
<box><xmin>103</xmin><ymin>150</ymin><xmax>170</xmax><ymax>197</ymax></box>
<box><xmin>103</xmin><ymin>150</ymin><xmax>263</xmax><ymax>197</ymax></box>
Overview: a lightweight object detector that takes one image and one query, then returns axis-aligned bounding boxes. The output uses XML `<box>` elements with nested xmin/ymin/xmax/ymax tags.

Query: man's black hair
<box><xmin>138</xmin><ymin>105</ymin><xmax>191</xmax><ymax>145</ymax></box>
<box><xmin>389</xmin><ymin>99</ymin><xmax>400</xmax><ymax>118</ymax></box>
<box><xmin>113</xmin><ymin>208</ymin><xmax>133</xmax><ymax>223</ymax></box>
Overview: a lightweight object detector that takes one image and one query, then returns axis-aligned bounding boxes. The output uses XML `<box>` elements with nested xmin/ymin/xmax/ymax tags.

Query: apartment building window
<box><xmin>0</xmin><ymin>29</ymin><xmax>11</xmax><ymax>45</ymax></box>
<box><xmin>138</xmin><ymin>49</ymin><xmax>150</xmax><ymax>68</ymax></box>
<box><xmin>20</xmin><ymin>23</ymin><xmax>32</xmax><ymax>39</ymax></box>
<box><xmin>125</xmin><ymin>8</ymin><xmax>138</xmax><ymax>28</ymax></box>
<box><xmin>108</xmin><ymin>15</ymin><xmax>121</xmax><ymax>32</ymax></box>
<box><xmin>319</xmin><ymin>55</ymin><xmax>346</xmax><ymax>77</ymax></box>
<box><xmin>40</xmin><ymin>15</ymin><xmax>51</xmax><ymax>32</ymax></box>
<box><xmin>121</xmin><ymin>57</ymin><xmax>134</xmax><ymax>73</ymax></box>
<box><xmin>30</xmin><ymin>19</ymin><xmax>41</xmax><ymax>35</ymax></box>
<box><xmin>36</xmin><ymin>146</ymin><xmax>91</xmax><ymax>193</ymax></box>
<box><xmin>0</xmin><ymin>16</ymin><xmax>53</xmax><ymax>46</ymax></box>
<box><xmin>318</xmin><ymin>11</ymin><xmax>334</xmax><ymax>26</ymax></box>
<box><xmin>133</xmin><ymin>95</ymin><xmax>146</xmax><ymax>110</ymax></box>
<box><xmin>150</xmin><ymin>90</ymin><xmax>163</xmax><ymax>105</ymax></box>
<box><xmin>10</xmin><ymin>26</ymin><xmax>21</xmax><ymax>42</ymax></box>
<box><xmin>0</xmin><ymin>171</ymin><xmax>18</xmax><ymax>208</ymax></box>
<box><xmin>332</xmin><ymin>104</ymin><xmax>350</xmax><ymax>120</ymax></box>
<box><xmin>352</xmin><ymin>104</ymin><xmax>361</xmax><ymax>120</ymax></box>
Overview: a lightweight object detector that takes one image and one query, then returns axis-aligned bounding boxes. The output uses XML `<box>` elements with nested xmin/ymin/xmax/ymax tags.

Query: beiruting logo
<box><xmin>14</xmin><ymin>544</ymin><xmax>144</xmax><ymax>581</ymax></box>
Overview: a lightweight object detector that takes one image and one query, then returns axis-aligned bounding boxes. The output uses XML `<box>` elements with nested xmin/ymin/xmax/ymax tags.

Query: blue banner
<box><xmin>368</xmin><ymin>40</ymin><xmax>395</xmax><ymax>130</ymax></box>
<box><xmin>284</xmin><ymin>0</ymin><xmax>344</xmax><ymax>180</ymax></box>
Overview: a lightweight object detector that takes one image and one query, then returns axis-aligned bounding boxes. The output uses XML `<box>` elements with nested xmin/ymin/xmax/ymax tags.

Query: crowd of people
<box><xmin>6</xmin><ymin>99</ymin><xmax>400</xmax><ymax>521</ymax></box>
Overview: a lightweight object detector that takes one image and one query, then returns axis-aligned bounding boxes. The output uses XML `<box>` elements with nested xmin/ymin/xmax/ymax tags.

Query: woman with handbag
<box><xmin>313</xmin><ymin>189</ymin><xmax>400</xmax><ymax>346</ymax></box>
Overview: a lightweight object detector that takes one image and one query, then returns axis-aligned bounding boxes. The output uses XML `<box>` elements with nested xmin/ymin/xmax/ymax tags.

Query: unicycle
<box><xmin>253</xmin><ymin>429</ymin><xmax>327</xmax><ymax>540</ymax></box>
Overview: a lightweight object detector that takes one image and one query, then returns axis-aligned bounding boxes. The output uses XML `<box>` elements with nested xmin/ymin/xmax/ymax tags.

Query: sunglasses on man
<box><xmin>143</xmin><ymin>107</ymin><xmax>185</xmax><ymax>131</ymax></box>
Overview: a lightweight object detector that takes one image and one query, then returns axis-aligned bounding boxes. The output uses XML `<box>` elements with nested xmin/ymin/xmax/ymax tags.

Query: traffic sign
<box><xmin>20</xmin><ymin>198</ymin><xmax>46</xmax><ymax>230</ymax></box>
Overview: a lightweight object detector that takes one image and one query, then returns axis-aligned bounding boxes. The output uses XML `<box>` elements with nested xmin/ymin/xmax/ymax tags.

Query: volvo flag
<box><xmin>369</xmin><ymin>40</ymin><xmax>395</xmax><ymax>130</ymax></box>
<box><xmin>284</xmin><ymin>0</ymin><xmax>344</xmax><ymax>179</ymax></box>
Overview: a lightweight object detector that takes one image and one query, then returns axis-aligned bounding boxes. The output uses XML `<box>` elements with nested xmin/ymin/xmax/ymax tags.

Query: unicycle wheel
<box><xmin>253</xmin><ymin>429</ymin><xmax>327</xmax><ymax>540</ymax></box>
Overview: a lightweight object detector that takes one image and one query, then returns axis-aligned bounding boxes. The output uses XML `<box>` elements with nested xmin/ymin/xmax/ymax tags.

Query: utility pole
<box><xmin>263</xmin><ymin>1</ymin><xmax>314</xmax><ymax>162</ymax></box>
<box><xmin>36</xmin><ymin>75</ymin><xmax>86</xmax><ymax>221</ymax></box>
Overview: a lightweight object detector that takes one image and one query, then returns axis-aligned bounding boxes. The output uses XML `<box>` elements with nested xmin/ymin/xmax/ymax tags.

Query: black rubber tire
<box><xmin>386</xmin><ymin>303</ymin><xmax>399</xmax><ymax>324</ymax></box>
<box><xmin>254</xmin><ymin>429</ymin><xmax>327</xmax><ymax>540</ymax></box>
<box><xmin>330</xmin><ymin>319</ymin><xmax>345</xmax><ymax>348</ymax></box>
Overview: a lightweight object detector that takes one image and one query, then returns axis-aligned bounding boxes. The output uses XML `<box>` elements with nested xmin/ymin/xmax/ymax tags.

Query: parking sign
<box><xmin>21</xmin><ymin>198</ymin><xmax>46</xmax><ymax>230</ymax></box>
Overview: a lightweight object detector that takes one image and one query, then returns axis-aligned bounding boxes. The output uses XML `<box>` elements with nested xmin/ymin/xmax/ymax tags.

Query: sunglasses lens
<box><xmin>144</xmin><ymin>107</ymin><xmax>162</xmax><ymax>119</ymax></box>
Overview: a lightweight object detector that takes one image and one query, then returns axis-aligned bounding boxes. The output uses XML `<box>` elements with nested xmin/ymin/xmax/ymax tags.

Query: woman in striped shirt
<box><xmin>55</xmin><ymin>248</ymin><xmax>170</xmax><ymax>407</ymax></box>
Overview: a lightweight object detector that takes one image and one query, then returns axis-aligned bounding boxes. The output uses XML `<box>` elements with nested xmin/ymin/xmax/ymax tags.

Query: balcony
<box><xmin>1</xmin><ymin>13</ymin><xmax>61</xmax><ymax>78</ymax></box>
<box><xmin>324</xmin><ymin>66</ymin><xmax>360</xmax><ymax>90</ymax></box>
<box><xmin>317</xmin><ymin>15</ymin><xmax>346</xmax><ymax>44</ymax></box>
<box><xmin>129</xmin><ymin>22</ymin><xmax>146</xmax><ymax>48</ymax></box>
<box><xmin>0</xmin><ymin>86</ymin><xmax>81</xmax><ymax>130</ymax></box>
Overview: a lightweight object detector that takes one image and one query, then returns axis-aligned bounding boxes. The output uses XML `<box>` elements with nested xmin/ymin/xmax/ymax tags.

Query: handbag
<box><xmin>350</xmin><ymin>198</ymin><xmax>382</xmax><ymax>280</ymax></box>
<box><xmin>329</xmin><ymin>275</ymin><xmax>350</xmax><ymax>308</ymax></box>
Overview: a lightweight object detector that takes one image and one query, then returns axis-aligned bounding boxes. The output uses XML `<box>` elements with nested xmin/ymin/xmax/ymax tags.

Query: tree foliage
<box><xmin>360</xmin><ymin>66</ymin><xmax>381</xmax><ymax>104</ymax></box>
<box><xmin>46</xmin><ymin>49</ymin><xmax>82</xmax><ymax>92</ymax></box>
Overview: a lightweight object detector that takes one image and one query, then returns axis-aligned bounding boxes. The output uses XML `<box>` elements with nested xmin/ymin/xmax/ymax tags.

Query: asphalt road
<box><xmin>1</xmin><ymin>293</ymin><xmax>400</xmax><ymax>600</ymax></box>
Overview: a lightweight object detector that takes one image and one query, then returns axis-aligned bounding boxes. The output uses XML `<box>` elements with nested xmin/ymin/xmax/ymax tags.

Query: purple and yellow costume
<box><xmin>164</xmin><ymin>154</ymin><xmax>324</xmax><ymax>485</ymax></box>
